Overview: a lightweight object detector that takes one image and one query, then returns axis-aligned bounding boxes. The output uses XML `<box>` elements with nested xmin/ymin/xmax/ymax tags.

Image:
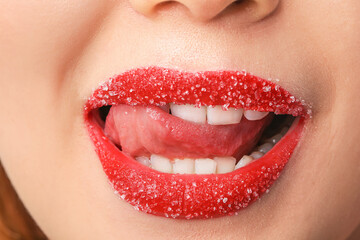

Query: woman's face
<box><xmin>0</xmin><ymin>0</ymin><xmax>359</xmax><ymax>239</ymax></box>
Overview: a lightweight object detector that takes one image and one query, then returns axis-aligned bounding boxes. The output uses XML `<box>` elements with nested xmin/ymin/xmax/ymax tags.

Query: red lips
<box><xmin>84</xmin><ymin>66</ymin><xmax>307</xmax><ymax>219</ymax></box>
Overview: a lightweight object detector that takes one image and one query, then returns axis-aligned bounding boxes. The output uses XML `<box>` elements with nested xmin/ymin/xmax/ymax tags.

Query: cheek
<box><xmin>0</xmin><ymin>0</ymin><xmax>110</xmax><ymax>82</ymax></box>
<box><xmin>0</xmin><ymin>0</ymin><xmax>111</xmax><ymax>165</ymax></box>
<box><xmin>297</xmin><ymin>0</ymin><xmax>360</xmax><ymax>235</ymax></box>
<box><xmin>0</xmin><ymin>1</ymin><xmax>111</xmax><ymax>234</ymax></box>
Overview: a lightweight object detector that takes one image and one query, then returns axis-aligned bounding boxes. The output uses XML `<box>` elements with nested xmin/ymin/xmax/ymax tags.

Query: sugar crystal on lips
<box><xmin>84</xmin><ymin>67</ymin><xmax>308</xmax><ymax>219</ymax></box>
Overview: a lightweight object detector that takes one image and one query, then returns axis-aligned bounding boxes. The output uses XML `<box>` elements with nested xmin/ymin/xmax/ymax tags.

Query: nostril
<box><xmin>219</xmin><ymin>0</ymin><xmax>279</xmax><ymax>23</ymax></box>
<box><xmin>233</xmin><ymin>0</ymin><xmax>246</xmax><ymax>5</ymax></box>
<box><xmin>154</xmin><ymin>1</ymin><xmax>188</xmax><ymax>16</ymax></box>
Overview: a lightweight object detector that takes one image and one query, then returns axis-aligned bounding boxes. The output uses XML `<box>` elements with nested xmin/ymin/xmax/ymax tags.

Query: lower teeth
<box><xmin>134</xmin><ymin>124</ymin><xmax>291</xmax><ymax>175</ymax></box>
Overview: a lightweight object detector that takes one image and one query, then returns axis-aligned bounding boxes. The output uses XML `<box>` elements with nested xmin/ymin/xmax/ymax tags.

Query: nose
<box><xmin>129</xmin><ymin>0</ymin><xmax>280</xmax><ymax>22</ymax></box>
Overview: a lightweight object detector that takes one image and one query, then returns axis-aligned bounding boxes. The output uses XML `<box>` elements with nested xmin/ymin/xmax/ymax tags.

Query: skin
<box><xmin>0</xmin><ymin>0</ymin><xmax>359</xmax><ymax>239</ymax></box>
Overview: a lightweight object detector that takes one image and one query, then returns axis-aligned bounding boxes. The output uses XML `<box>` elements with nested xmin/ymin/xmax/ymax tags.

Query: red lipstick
<box><xmin>84</xmin><ymin>66</ymin><xmax>307</xmax><ymax>219</ymax></box>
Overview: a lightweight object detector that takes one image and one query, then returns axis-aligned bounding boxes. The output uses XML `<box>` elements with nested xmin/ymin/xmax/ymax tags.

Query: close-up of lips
<box><xmin>85</xmin><ymin>67</ymin><xmax>308</xmax><ymax>219</ymax></box>
<box><xmin>0</xmin><ymin>0</ymin><xmax>360</xmax><ymax>240</ymax></box>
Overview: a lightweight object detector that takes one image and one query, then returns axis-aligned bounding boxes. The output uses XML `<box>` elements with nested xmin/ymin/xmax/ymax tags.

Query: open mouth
<box><xmin>84</xmin><ymin>66</ymin><xmax>308</xmax><ymax>219</ymax></box>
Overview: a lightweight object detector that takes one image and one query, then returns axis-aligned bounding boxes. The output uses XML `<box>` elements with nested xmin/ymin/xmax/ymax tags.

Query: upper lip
<box><xmin>84</xmin><ymin>66</ymin><xmax>309</xmax><ymax>219</ymax></box>
<box><xmin>84</xmin><ymin>66</ymin><xmax>307</xmax><ymax>116</ymax></box>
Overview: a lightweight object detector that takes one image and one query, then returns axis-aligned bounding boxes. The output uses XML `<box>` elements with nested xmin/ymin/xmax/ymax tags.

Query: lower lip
<box><xmin>86</xmin><ymin>110</ymin><xmax>305</xmax><ymax>219</ymax></box>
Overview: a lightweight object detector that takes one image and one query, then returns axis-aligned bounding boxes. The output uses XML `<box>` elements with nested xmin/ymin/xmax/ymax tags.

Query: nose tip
<box><xmin>129</xmin><ymin>0</ymin><xmax>280</xmax><ymax>23</ymax></box>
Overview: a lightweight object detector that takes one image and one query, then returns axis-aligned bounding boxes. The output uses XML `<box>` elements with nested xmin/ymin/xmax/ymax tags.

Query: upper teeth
<box><xmin>169</xmin><ymin>104</ymin><xmax>207</xmax><ymax>124</ymax></box>
<box><xmin>169</xmin><ymin>104</ymin><xmax>268</xmax><ymax>125</ymax></box>
<box><xmin>207</xmin><ymin>106</ymin><xmax>243</xmax><ymax>125</ymax></box>
<box><xmin>243</xmin><ymin>110</ymin><xmax>269</xmax><ymax>121</ymax></box>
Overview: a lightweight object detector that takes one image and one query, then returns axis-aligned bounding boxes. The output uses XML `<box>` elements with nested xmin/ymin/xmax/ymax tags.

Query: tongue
<box><xmin>104</xmin><ymin>105</ymin><xmax>272</xmax><ymax>159</ymax></box>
